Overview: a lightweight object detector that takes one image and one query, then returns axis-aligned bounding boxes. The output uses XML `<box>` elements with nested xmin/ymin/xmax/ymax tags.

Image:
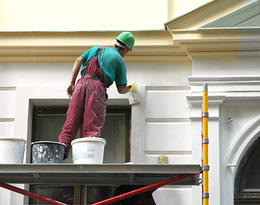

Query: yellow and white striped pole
<box><xmin>202</xmin><ymin>83</ymin><xmax>209</xmax><ymax>205</ymax></box>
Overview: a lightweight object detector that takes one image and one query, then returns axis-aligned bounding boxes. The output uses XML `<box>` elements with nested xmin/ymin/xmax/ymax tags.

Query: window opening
<box><xmin>29</xmin><ymin>105</ymin><xmax>131</xmax><ymax>204</ymax></box>
<box><xmin>234</xmin><ymin>136</ymin><xmax>260</xmax><ymax>204</ymax></box>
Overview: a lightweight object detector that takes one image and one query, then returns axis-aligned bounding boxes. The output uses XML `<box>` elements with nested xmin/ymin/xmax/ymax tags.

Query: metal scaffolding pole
<box><xmin>202</xmin><ymin>83</ymin><xmax>209</xmax><ymax>205</ymax></box>
<box><xmin>0</xmin><ymin>182</ymin><xmax>66</xmax><ymax>205</ymax></box>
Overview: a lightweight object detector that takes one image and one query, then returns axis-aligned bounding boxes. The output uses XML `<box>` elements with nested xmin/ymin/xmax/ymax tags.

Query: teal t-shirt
<box><xmin>81</xmin><ymin>46</ymin><xmax>127</xmax><ymax>87</ymax></box>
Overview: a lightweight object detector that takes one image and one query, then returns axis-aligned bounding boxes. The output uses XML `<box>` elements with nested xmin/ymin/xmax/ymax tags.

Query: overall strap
<box><xmin>95</xmin><ymin>46</ymin><xmax>104</xmax><ymax>69</ymax></box>
<box><xmin>95</xmin><ymin>46</ymin><xmax>104</xmax><ymax>57</ymax></box>
<box><xmin>94</xmin><ymin>47</ymin><xmax>108</xmax><ymax>88</ymax></box>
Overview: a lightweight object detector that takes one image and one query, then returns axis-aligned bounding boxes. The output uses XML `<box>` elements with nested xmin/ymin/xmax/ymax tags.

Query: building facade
<box><xmin>0</xmin><ymin>0</ymin><xmax>260</xmax><ymax>204</ymax></box>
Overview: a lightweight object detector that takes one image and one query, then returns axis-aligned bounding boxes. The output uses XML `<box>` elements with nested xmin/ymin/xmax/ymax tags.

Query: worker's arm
<box><xmin>117</xmin><ymin>85</ymin><xmax>130</xmax><ymax>94</ymax></box>
<box><xmin>67</xmin><ymin>56</ymin><xmax>84</xmax><ymax>97</ymax></box>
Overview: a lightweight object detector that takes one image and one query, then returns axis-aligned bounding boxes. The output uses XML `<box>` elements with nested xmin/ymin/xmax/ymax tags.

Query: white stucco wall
<box><xmin>126</xmin><ymin>62</ymin><xmax>193</xmax><ymax>204</ymax></box>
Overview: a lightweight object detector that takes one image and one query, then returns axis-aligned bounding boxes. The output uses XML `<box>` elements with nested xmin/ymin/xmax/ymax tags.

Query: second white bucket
<box><xmin>71</xmin><ymin>137</ymin><xmax>106</xmax><ymax>164</ymax></box>
<box><xmin>0</xmin><ymin>137</ymin><xmax>27</xmax><ymax>164</ymax></box>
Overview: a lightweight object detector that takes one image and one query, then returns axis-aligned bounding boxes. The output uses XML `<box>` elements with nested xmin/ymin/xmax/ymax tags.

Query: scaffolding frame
<box><xmin>0</xmin><ymin>164</ymin><xmax>200</xmax><ymax>204</ymax></box>
<box><xmin>0</xmin><ymin>173</ymin><xmax>197</xmax><ymax>205</ymax></box>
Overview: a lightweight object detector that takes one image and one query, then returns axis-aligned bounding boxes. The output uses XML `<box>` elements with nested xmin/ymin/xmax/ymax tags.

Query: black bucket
<box><xmin>31</xmin><ymin>141</ymin><xmax>65</xmax><ymax>163</ymax></box>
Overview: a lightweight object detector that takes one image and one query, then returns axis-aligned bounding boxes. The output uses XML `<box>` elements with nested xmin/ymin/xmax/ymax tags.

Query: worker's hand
<box><xmin>127</xmin><ymin>84</ymin><xmax>136</xmax><ymax>92</ymax></box>
<box><xmin>67</xmin><ymin>84</ymin><xmax>75</xmax><ymax>98</ymax></box>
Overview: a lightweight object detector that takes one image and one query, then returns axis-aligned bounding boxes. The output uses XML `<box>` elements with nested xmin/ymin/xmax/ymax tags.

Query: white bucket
<box><xmin>0</xmin><ymin>137</ymin><xmax>27</xmax><ymax>164</ymax></box>
<box><xmin>71</xmin><ymin>137</ymin><xmax>106</xmax><ymax>164</ymax></box>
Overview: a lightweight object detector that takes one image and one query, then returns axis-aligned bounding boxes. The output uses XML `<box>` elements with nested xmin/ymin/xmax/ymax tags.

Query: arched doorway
<box><xmin>234</xmin><ymin>136</ymin><xmax>260</xmax><ymax>204</ymax></box>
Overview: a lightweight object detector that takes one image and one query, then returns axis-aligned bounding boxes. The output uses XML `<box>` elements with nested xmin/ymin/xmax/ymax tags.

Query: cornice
<box><xmin>0</xmin><ymin>31</ymin><xmax>191</xmax><ymax>63</ymax></box>
<box><xmin>0</xmin><ymin>31</ymin><xmax>173</xmax><ymax>46</ymax></box>
<box><xmin>169</xmin><ymin>28</ymin><xmax>260</xmax><ymax>42</ymax></box>
<box><xmin>1</xmin><ymin>26</ymin><xmax>258</xmax><ymax>63</ymax></box>
<box><xmin>0</xmin><ymin>45</ymin><xmax>190</xmax><ymax>63</ymax></box>
<box><xmin>168</xmin><ymin>28</ymin><xmax>260</xmax><ymax>58</ymax></box>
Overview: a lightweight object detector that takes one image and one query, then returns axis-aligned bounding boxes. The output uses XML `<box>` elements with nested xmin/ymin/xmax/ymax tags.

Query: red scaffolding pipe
<box><xmin>92</xmin><ymin>174</ymin><xmax>197</xmax><ymax>205</ymax></box>
<box><xmin>0</xmin><ymin>173</ymin><xmax>198</xmax><ymax>205</ymax></box>
<box><xmin>0</xmin><ymin>182</ymin><xmax>66</xmax><ymax>205</ymax></box>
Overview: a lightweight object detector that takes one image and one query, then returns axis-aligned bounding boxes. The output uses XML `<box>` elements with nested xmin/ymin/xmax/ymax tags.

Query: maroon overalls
<box><xmin>59</xmin><ymin>47</ymin><xmax>108</xmax><ymax>158</ymax></box>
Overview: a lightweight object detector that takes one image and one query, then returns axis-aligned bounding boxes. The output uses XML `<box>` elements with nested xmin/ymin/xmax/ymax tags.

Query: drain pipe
<box><xmin>92</xmin><ymin>174</ymin><xmax>197</xmax><ymax>205</ymax></box>
<box><xmin>0</xmin><ymin>182</ymin><xmax>66</xmax><ymax>205</ymax></box>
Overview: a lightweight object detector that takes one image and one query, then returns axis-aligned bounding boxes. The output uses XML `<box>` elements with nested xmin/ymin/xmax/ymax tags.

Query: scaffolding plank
<box><xmin>0</xmin><ymin>164</ymin><xmax>201</xmax><ymax>186</ymax></box>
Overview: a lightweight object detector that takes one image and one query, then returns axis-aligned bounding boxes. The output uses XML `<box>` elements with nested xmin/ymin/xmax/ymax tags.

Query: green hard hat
<box><xmin>116</xmin><ymin>32</ymin><xmax>135</xmax><ymax>52</ymax></box>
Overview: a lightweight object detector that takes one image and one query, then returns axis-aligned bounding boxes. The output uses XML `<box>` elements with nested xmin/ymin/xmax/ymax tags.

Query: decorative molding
<box><xmin>146</xmin><ymin>86</ymin><xmax>191</xmax><ymax>91</ymax></box>
<box><xmin>0</xmin><ymin>31</ymin><xmax>192</xmax><ymax>63</ymax></box>
<box><xmin>0</xmin><ymin>87</ymin><xmax>16</xmax><ymax>91</ymax></box>
<box><xmin>0</xmin><ymin>53</ymin><xmax>190</xmax><ymax>63</ymax></box>
<box><xmin>145</xmin><ymin>118</ymin><xmax>190</xmax><ymax>123</ymax></box>
<box><xmin>188</xmin><ymin>76</ymin><xmax>260</xmax><ymax>84</ymax></box>
<box><xmin>145</xmin><ymin>150</ymin><xmax>191</xmax><ymax>155</ymax></box>
<box><xmin>169</xmin><ymin>28</ymin><xmax>246</xmax><ymax>42</ymax></box>
<box><xmin>186</xmin><ymin>95</ymin><xmax>226</xmax><ymax>108</ymax></box>
<box><xmin>225</xmin><ymin>115</ymin><xmax>260</xmax><ymax>168</ymax></box>
<box><xmin>188</xmin><ymin>76</ymin><xmax>260</xmax><ymax>95</ymax></box>
<box><xmin>189</xmin><ymin>116</ymin><xmax>220</xmax><ymax>122</ymax></box>
<box><xmin>168</xmin><ymin>28</ymin><xmax>260</xmax><ymax>58</ymax></box>
<box><xmin>0</xmin><ymin>118</ymin><xmax>15</xmax><ymax>122</ymax></box>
